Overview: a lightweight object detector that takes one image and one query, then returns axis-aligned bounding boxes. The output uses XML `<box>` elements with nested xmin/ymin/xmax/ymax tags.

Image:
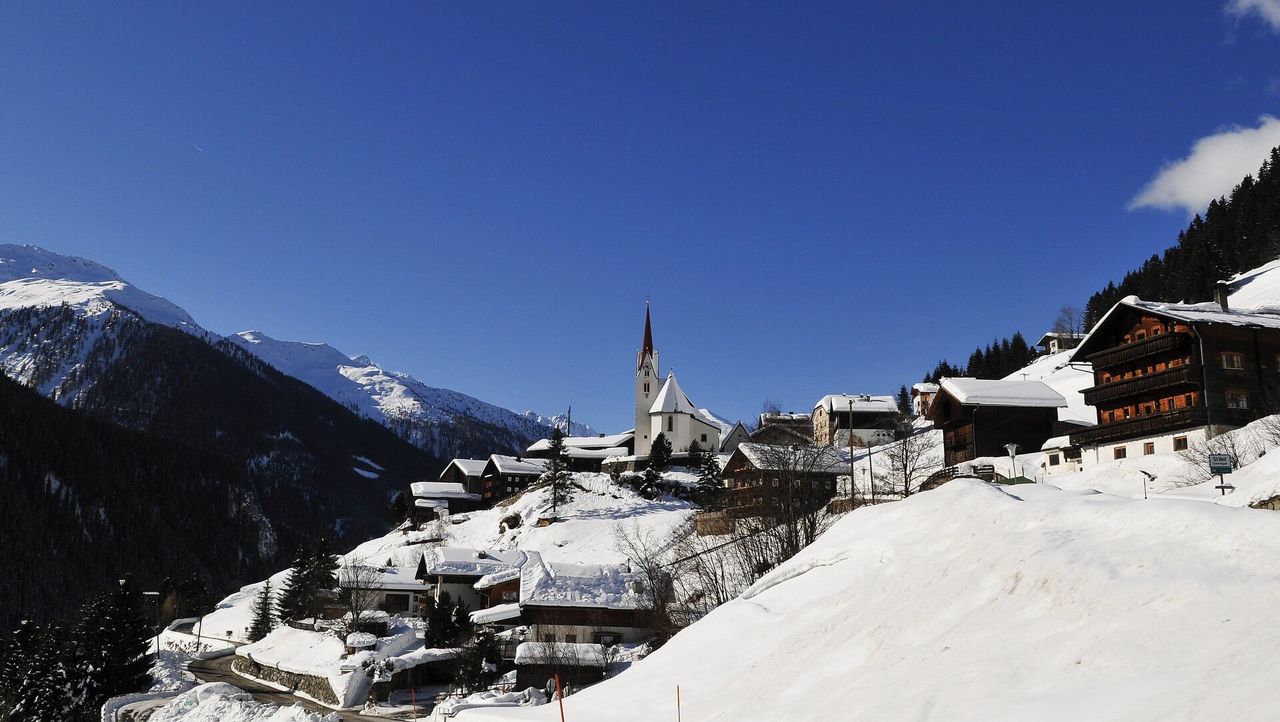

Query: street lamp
<box><xmin>1004</xmin><ymin>443</ymin><xmax>1019</xmax><ymax>481</ymax></box>
<box><xmin>1138</xmin><ymin>470</ymin><xmax>1155</xmax><ymax>500</ymax></box>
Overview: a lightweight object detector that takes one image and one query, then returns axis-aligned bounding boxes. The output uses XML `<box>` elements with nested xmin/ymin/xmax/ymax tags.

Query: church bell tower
<box><xmin>634</xmin><ymin>304</ymin><xmax>659</xmax><ymax>458</ymax></box>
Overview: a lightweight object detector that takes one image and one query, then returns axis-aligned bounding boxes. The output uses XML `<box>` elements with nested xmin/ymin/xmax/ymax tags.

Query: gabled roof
<box><xmin>526</xmin><ymin>431</ymin><xmax>635</xmax><ymax>454</ymax></box>
<box><xmin>1071</xmin><ymin>295</ymin><xmax>1280</xmax><ymax>361</ymax></box>
<box><xmin>438</xmin><ymin>458</ymin><xmax>487</xmax><ymax>479</ymax></box>
<box><xmin>486</xmin><ymin>455</ymin><xmax>549</xmax><ymax>476</ymax></box>
<box><xmin>936</xmin><ymin>378</ymin><xmax>1067</xmax><ymax>408</ymax></box>
<box><xmin>730</xmin><ymin>442</ymin><xmax>850</xmax><ymax>473</ymax></box>
<box><xmin>410</xmin><ymin>481</ymin><xmax>474</xmax><ymax>499</ymax></box>
<box><xmin>518</xmin><ymin>550</ymin><xmax>643</xmax><ymax>610</ymax></box>
<box><xmin>1036</xmin><ymin>331</ymin><xmax>1084</xmax><ymax>346</ymax></box>
<box><xmin>748</xmin><ymin>423</ymin><xmax>814</xmax><ymax>445</ymax></box>
<box><xmin>911</xmin><ymin>383</ymin><xmax>939</xmax><ymax>395</ymax></box>
<box><xmin>650</xmin><ymin>372</ymin><xmax>699</xmax><ymax>415</ymax></box>
<box><xmin>813</xmin><ymin>394</ymin><xmax>898</xmax><ymax>414</ymax></box>
<box><xmin>420</xmin><ymin>547</ymin><xmax>528</xmax><ymax>578</ymax></box>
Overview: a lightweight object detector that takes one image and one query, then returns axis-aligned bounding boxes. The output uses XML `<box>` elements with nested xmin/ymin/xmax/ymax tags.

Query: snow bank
<box><xmin>148</xmin><ymin>683</ymin><xmax>337</xmax><ymax>721</ymax></box>
<box><xmin>457</xmin><ymin>480</ymin><xmax>1280</xmax><ymax>721</ymax></box>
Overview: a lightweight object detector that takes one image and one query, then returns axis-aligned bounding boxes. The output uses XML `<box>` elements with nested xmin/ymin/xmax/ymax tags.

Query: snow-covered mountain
<box><xmin>0</xmin><ymin>244</ymin><xmax>591</xmax><ymax>456</ymax></box>
<box><xmin>230</xmin><ymin>330</ymin><xmax>595</xmax><ymax>457</ymax></box>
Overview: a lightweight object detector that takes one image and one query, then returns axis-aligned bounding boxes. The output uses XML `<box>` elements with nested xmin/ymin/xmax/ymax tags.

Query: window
<box><xmin>1173</xmin><ymin>436</ymin><xmax>1188</xmax><ymax>451</ymax></box>
<box><xmin>383</xmin><ymin>593</ymin><xmax>411</xmax><ymax>613</ymax></box>
<box><xmin>1048</xmin><ymin>454</ymin><xmax>1061</xmax><ymax>466</ymax></box>
<box><xmin>1184</xmin><ymin>394</ymin><xmax>1195</xmax><ymax>407</ymax></box>
<box><xmin>1227</xmin><ymin>391</ymin><xmax>1249</xmax><ymax>409</ymax></box>
<box><xmin>667</xmin><ymin>416</ymin><xmax>673</xmax><ymax>432</ymax></box>
<box><xmin>594</xmin><ymin>632</ymin><xmax>622</xmax><ymax>646</ymax></box>
<box><xmin>502</xmin><ymin>590</ymin><xmax>518</xmax><ymax>601</ymax></box>
<box><xmin>564</xmin><ymin>634</ymin><xmax>577</xmax><ymax>643</ymax></box>
<box><xmin>1135</xmin><ymin>330</ymin><xmax>1146</xmax><ymax>340</ymax></box>
<box><xmin>643</xmin><ymin>382</ymin><xmax>649</xmax><ymax>393</ymax></box>
<box><xmin>701</xmin><ymin>434</ymin><xmax>708</xmax><ymax>442</ymax></box>
<box><xmin>1143</xmin><ymin>442</ymin><xmax>1155</xmax><ymax>456</ymax></box>
<box><xmin>1113</xmin><ymin>447</ymin><xmax>1127</xmax><ymax>460</ymax></box>
<box><xmin>1222</xmin><ymin>352</ymin><xmax>1245</xmax><ymax>370</ymax></box>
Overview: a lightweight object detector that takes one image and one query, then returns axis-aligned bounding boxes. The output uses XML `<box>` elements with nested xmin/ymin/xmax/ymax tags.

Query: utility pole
<box><xmin>848</xmin><ymin>398</ymin><xmax>855</xmax><ymax>502</ymax></box>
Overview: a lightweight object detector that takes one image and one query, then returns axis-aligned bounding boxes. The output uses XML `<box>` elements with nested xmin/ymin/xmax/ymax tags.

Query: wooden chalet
<box><xmin>722</xmin><ymin>442</ymin><xmax>845</xmax><ymax>519</ymax></box>
<box><xmin>437</xmin><ymin>458</ymin><xmax>487</xmax><ymax>496</ymax></box>
<box><xmin>409</xmin><ymin>481</ymin><xmax>482</xmax><ymax>524</ymax></box>
<box><xmin>525</xmin><ymin>431</ymin><xmax>634</xmax><ymax>472</ymax></box>
<box><xmin>750</xmin><ymin>412</ymin><xmax>814</xmax><ymax>446</ymax></box>
<box><xmin>928</xmin><ymin>378</ymin><xmax>1067</xmax><ymax>467</ymax></box>
<box><xmin>1036</xmin><ymin>331</ymin><xmax>1085</xmax><ymax>354</ymax></box>
<box><xmin>1068</xmin><ymin>289</ymin><xmax>1280</xmax><ymax>458</ymax></box>
<box><xmin>415</xmin><ymin>547</ymin><xmax>528</xmax><ymax>611</ymax></box>
<box><xmin>911</xmin><ymin>382</ymin><xmax>939</xmax><ymax>417</ymax></box>
<box><xmin>811</xmin><ymin>394</ymin><xmax>899</xmax><ymax>447</ymax></box>
<box><xmin>479</xmin><ymin>454</ymin><xmax>548</xmax><ymax>502</ymax></box>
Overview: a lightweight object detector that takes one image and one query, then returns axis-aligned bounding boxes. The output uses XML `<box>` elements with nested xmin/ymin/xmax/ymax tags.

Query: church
<box><xmin>633</xmin><ymin>304</ymin><xmax>724</xmax><ymax>458</ymax></box>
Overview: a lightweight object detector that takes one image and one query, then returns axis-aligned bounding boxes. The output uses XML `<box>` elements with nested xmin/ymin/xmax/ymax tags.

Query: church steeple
<box><xmin>637</xmin><ymin>303</ymin><xmax>655</xmax><ymax>372</ymax></box>
<box><xmin>634</xmin><ymin>303</ymin><xmax>659</xmax><ymax>457</ymax></box>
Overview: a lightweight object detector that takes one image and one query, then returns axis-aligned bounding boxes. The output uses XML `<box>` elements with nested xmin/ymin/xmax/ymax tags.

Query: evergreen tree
<box><xmin>452</xmin><ymin>597</ymin><xmax>473</xmax><ymax>644</ymax></box>
<box><xmin>896</xmin><ymin>385</ymin><xmax>911</xmax><ymax>415</ymax></box>
<box><xmin>692</xmin><ymin>442</ymin><xmax>724</xmax><ymax>507</ymax></box>
<box><xmin>425</xmin><ymin>591</ymin><xmax>459</xmax><ymax>647</ymax></box>
<box><xmin>641</xmin><ymin>432</ymin><xmax>673</xmax><ymax>499</ymax></box>
<box><xmin>73</xmin><ymin>576</ymin><xmax>154</xmax><ymax>711</ymax></box>
<box><xmin>6</xmin><ymin>622</ymin><xmax>77</xmax><ymax>722</ymax></box>
<box><xmin>542</xmin><ymin>428</ymin><xmax>573</xmax><ymax>516</ymax></box>
<box><xmin>276</xmin><ymin>538</ymin><xmax>338</xmax><ymax>623</ymax></box>
<box><xmin>390</xmin><ymin>490</ymin><xmax>411</xmax><ymax>526</ymax></box>
<box><xmin>248</xmin><ymin>580</ymin><xmax>274</xmax><ymax>642</ymax></box>
<box><xmin>452</xmin><ymin>627</ymin><xmax>501</xmax><ymax>694</ymax></box>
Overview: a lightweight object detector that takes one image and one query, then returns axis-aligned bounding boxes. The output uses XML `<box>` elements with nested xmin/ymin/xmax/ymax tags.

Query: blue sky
<box><xmin>2</xmin><ymin>1</ymin><xmax>1280</xmax><ymax>432</ymax></box>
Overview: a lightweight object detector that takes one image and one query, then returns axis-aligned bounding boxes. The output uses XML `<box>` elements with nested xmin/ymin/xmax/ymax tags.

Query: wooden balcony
<box><xmin>1081</xmin><ymin>365</ymin><xmax>1201</xmax><ymax>406</ymax></box>
<box><xmin>1083</xmin><ymin>331</ymin><xmax>1193</xmax><ymax>369</ymax></box>
<box><xmin>1069</xmin><ymin>407</ymin><xmax>1208</xmax><ymax>446</ymax></box>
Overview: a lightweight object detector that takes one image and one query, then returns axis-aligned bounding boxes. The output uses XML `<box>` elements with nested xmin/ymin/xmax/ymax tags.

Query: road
<box><xmin>188</xmin><ymin>654</ymin><xmax>398</xmax><ymax>721</ymax></box>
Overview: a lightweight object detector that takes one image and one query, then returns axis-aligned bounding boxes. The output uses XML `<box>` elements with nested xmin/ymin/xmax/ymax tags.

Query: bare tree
<box><xmin>338</xmin><ymin>556</ymin><xmax>384</xmax><ymax>633</ymax></box>
<box><xmin>614</xmin><ymin>523</ymin><xmax>678</xmax><ymax>646</ymax></box>
<box><xmin>732</xmin><ymin>443</ymin><xmax>840</xmax><ymax>569</ymax></box>
<box><xmin>1174</xmin><ymin>430</ymin><xmax>1260</xmax><ymax>487</ymax></box>
<box><xmin>1053</xmin><ymin>304</ymin><xmax>1084</xmax><ymax>336</ymax></box>
<box><xmin>881</xmin><ymin>429</ymin><xmax>943</xmax><ymax>498</ymax></box>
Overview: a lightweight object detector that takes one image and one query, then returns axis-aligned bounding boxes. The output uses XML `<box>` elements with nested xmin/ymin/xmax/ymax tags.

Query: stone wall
<box><xmin>231</xmin><ymin>656</ymin><xmax>341</xmax><ymax>707</ymax></box>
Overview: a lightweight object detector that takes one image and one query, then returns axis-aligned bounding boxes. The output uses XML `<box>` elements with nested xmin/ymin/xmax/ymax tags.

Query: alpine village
<box><xmin>8</xmin><ymin>5</ymin><xmax>1280</xmax><ymax>722</ymax></box>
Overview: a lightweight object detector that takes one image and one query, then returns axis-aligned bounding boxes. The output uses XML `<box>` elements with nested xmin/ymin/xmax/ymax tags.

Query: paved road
<box><xmin>188</xmin><ymin>653</ymin><xmax>396</xmax><ymax>722</ymax></box>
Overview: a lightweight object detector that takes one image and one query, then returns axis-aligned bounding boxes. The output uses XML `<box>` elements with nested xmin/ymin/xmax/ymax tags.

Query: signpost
<box><xmin>1209</xmin><ymin>453</ymin><xmax>1234</xmax><ymax>495</ymax></box>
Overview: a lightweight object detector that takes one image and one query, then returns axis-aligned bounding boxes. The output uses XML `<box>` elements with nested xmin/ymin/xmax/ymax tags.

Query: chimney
<box><xmin>1214</xmin><ymin>281</ymin><xmax>1229</xmax><ymax>312</ymax></box>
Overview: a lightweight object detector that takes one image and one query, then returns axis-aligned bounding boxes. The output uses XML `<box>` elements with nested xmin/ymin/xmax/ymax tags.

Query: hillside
<box><xmin>462</xmin><ymin>481</ymin><xmax>1280</xmax><ymax>722</ymax></box>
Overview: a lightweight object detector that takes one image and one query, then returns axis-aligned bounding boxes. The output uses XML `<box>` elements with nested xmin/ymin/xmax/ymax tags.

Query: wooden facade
<box><xmin>1069</xmin><ymin>302</ymin><xmax>1280</xmax><ymax>447</ymax></box>
<box><xmin>929</xmin><ymin>392</ymin><xmax>1061</xmax><ymax>467</ymax></box>
<box><xmin>438</xmin><ymin>461</ymin><xmax>485</xmax><ymax>496</ymax></box>
<box><xmin>722</xmin><ymin>445</ymin><xmax>841</xmax><ymax>519</ymax></box>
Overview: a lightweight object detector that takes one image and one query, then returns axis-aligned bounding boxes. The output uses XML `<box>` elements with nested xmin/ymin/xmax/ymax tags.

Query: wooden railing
<box><xmin>1069</xmin><ymin>407</ymin><xmax>1208</xmax><ymax>446</ymax></box>
<box><xmin>1083</xmin><ymin>331</ymin><xmax>1192</xmax><ymax>369</ymax></box>
<box><xmin>1081</xmin><ymin>365</ymin><xmax>1200</xmax><ymax>406</ymax></box>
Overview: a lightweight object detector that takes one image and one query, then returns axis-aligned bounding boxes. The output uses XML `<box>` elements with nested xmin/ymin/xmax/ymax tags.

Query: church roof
<box><xmin>637</xmin><ymin>304</ymin><xmax>656</xmax><ymax>371</ymax></box>
<box><xmin>649</xmin><ymin>372</ymin><xmax>699</xmax><ymax>415</ymax></box>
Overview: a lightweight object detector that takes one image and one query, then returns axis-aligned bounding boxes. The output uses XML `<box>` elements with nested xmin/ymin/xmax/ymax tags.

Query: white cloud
<box><xmin>1227</xmin><ymin>0</ymin><xmax>1280</xmax><ymax>31</ymax></box>
<box><xmin>1128</xmin><ymin>116</ymin><xmax>1280</xmax><ymax>214</ymax></box>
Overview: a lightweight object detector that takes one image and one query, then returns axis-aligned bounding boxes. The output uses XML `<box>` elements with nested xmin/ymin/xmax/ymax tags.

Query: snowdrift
<box><xmin>462</xmin><ymin>481</ymin><xmax>1280</xmax><ymax>722</ymax></box>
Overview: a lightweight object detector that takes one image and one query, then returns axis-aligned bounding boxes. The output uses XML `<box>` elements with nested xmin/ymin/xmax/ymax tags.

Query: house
<box><xmin>1038</xmin><ymin>435</ymin><xmax>1082</xmax><ymax>476</ymax></box>
<box><xmin>514</xmin><ymin>551</ymin><xmax>648</xmax><ymax>649</ymax></box>
<box><xmin>335</xmin><ymin>563</ymin><xmax>430</xmax><ymax>619</ymax></box>
<box><xmin>911</xmin><ymin>383</ymin><xmax>939</xmax><ymax>417</ymax></box>
<box><xmin>632</xmin><ymin>305</ymin><xmax>721</xmax><ymax>458</ymax></box>
<box><xmin>928</xmin><ymin>378</ymin><xmax>1067</xmax><ymax>466</ymax></box>
<box><xmin>722</xmin><ymin>442</ymin><xmax>846</xmax><ymax>519</ymax></box>
<box><xmin>408</xmin><ymin>481</ymin><xmax>482</xmax><ymax>524</ymax></box>
<box><xmin>415</xmin><ymin>547</ymin><xmax>528</xmax><ymax>611</ymax></box>
<box><xmin>1068</xmin><ymin>288</ymin><xmax>1280</xmax><ymax>460</ymax></box>
<box><xmin>437</xmin><ymin>458</ymin><xmax>487</xmax><ymax>497</ymax></box>
<box><xmin>750</xmin><ymin>412</ymin><xmax>814</xmax><ymax>446</ymax></box>
<box><xmin>479</xmin><ymin>455</ymin><xmax>548</xmax><ymax>502</ymax></box>
<box><xmin>811</xmin><ymin>394</ymin><xmax>899</xmax><ymax>447</ymax></box>
<box><xmin>1037</xmin><ymin>331</ymin><xmax>1085</xmax><ymax>354</ymax></box>
<box><xmin>526</xmin><ymin>431</ymin><xmax>635</xmax><ymax>472</ymax></box>
<box><xmin>717</xmin><ymin>421</ymin><xmax>751</xmax><ymax>454</ymax></box>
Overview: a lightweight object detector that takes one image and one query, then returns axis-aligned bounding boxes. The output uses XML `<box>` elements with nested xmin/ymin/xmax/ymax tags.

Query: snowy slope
<box><xmin>462</xmin><ymin>481</ymin><xmax>1280</xmax><ymax>722</ymax></box>
<box><xmin>1226</xmin><ymin>258</ymin><xmax>1280</xmax><ymax>309</ymax></box>
<box><xmin>230</xmin><ymin>330</ymin><xmax>595</xmax><ymax>455</ymax></box>
<box><xmin>0</xmin><ymin>244</ymin><xmax>201</xmax><ymax>331</ymax></box>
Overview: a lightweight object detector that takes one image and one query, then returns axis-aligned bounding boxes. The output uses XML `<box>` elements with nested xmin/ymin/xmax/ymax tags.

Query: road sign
<box><xmin>1208</xmin><ymin>454</ymin><xmax>1232</xmax><ymax>475</ymax></box>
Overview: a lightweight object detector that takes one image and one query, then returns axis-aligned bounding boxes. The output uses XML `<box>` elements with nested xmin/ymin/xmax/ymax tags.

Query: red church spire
<box><xmin>638</xmin><ymin>303</ymin><xmax>655</xmax><ymax>371</ymax></box>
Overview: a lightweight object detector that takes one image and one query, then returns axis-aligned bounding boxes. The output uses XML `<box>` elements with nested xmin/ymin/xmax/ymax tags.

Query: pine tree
<box><xmin>542</xmin><ymin>428</ymin><xmax>574</xmax><ymax>516</ymax></box>
<box><xmin>248</xmin><ymin>580</ymin><xmax>274</xmax><ymax>642</ymax></box>
<box><xmin>73</xmin><ymin>576</ymin><xmax>154</xmax><ymax>711</ymax></box>
<box><xmin>426</xmin><ymin>591</ymin><xmax>459</xmax><ymax>647</ymax></box>
<box><xmin>693</xmin><ymin>442</ymin><xmax>723</xmax><ymax>507</ymax></box>
<box><xmin>452</xmin><ymin>627</ymin><xmax>501</xmax><ymax>694</ymax></box>
<box><xmin>642</xmin><ymin>432</ymin><xmax>673</xmax><ymax>499</ymax></box>
<box><xmin>896</xmin><ymin>385</ymin><xmax>911</xmax><ymax>415</ymax></box>
<box><xmin>452</xmin><ymin>597</ymin><xmax>473</xmax><ymax>644</ymax></box>
<box><xmin>8</xmin><ymin>622</ymin><xmax>77</xmax><ymax>722</ymax></box>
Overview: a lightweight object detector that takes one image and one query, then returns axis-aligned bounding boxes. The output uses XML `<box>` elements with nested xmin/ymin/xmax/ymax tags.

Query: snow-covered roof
<box><xmin>438</xmin><ymin>458</ymin><xmax>487</xmax><ymax>479</ymax></box>
<box><xmin>527</xmin><ymin>431</ymin><xmax>634</xmax><ymax>453</ymax></box>
<box><xmin>937</xmin><ymin>378</ymin><xmax>1067</xmax><ymax>409</ymax></box>
<box><xmin>518</xmin><ymin>550</ymin><xmax>643</xmax><ymax>610</ymax></box>
<box><xmin>1073</xmin><ymin>296</ymin><xmax>1280</xmax><ymax>363</ymax></box>
<box><xmin>471</xmin><ymin>603</ymin><xmax>523</xmax><ymax>625</ymax></box>
<box><xmin>474</xmin><ymin>567</ymin><xmax>523</xmax><ymax>590</ymax></box>
<box><xmin>650</xmin><ymin>373</ymin><xmax>700</xmax><ymax>415</ymax></box>
<box><xmin>813</xmin><ymin>394</ymin><xmax>898</xmax><ymax>414</ymax></box>
<box><xmin>337</xmin><ymin>563</ymin><xmax>425</xmax><ymax>592</ymax></box>
<box><xmin>421</xmin><ymin>547</ymin><xmax>528</xmax><ymax>578</ymax></box>
<box><xmin>1036</xmin><ymin>331</ymin><xmax>1084</xmax><ymax>346</ymax></box>
<box><xmin>1040</xmin><ymin>435</ymin><xmax>1074</xmax><ymax>451</ymax></box>
<box><xmin>487</xmin><ymin>455</ymin><xmax>549</xmax><ymax>475</ymax></box>
<box><xmin>514</xmin><ymin>641</ymin><xmax>606</xmax><ymax>666</ymax></box>
<box><xmin>911</xmin><ymin>383</ymin><xmax>939</xmax><ymax>394</ymax></box>
<box><xmin>345</xmin><ymin>632</ymin><xmax>377</xmax><ymax>648</ymax></box>
<box><xmin>410</xmin><ymin>481</ymin><xmax>475</xmax><ymax>499</ymax></box>
<box><xmin>733</xmin><ymin>443</ymin><xmax>850</xmax><ymax>473</ymax></box>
